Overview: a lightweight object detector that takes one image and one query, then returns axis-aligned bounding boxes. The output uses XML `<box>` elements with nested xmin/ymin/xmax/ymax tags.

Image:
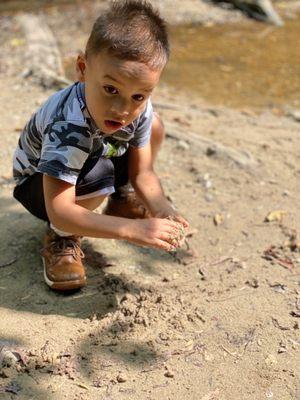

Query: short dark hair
<box><xmin>85</xmin><ymin>0</ymin><xmax>169</xmax><ymax>69</ymax></box>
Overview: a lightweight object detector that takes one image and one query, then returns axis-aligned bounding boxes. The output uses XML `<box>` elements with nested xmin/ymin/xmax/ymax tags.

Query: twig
<box><xmin>198</xmin><ymin>256</ymin><xmax>235</xmax><ymax>270</ymax></box>
<box><xmin>209</xmin><ymin>291</ymin><xmax>266</xmax><ymax>303</ymax></box>
<box><xmin>221</xmin><ymin>345</ymin><xmax>237</xmax><ymax>357</ymax></box>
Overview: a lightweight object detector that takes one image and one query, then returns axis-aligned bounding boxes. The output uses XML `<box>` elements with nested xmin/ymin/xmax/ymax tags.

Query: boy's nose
<box><xmin>110</xmin><ymin>109</ymin><xmax>129</xmax><ymax>119</ymax></box>
<box><xmin>110</xmin><ymin>98</ymin><xmax>130</xmax><ymax>119</ymax></box>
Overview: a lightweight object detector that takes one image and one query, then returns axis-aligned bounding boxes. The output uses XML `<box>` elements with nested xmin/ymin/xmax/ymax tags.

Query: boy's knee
<box><xmin>151</xmin><ymin>112</ymin><xmax>165</xmax><ymax>145</ymax></box>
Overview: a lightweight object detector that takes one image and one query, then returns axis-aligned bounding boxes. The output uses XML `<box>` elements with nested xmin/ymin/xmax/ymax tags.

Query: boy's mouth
<box><xmin>104</xmin><ymin>119</ymin><xmax>123</xmax><ymax>130</ymax></box>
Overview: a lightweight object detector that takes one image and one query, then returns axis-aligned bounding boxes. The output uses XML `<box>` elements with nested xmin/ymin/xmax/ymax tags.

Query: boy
<box><xmin>12</xmin><ymin>0</ymin><xmax>188</xmax><ymax>291</ymax></box>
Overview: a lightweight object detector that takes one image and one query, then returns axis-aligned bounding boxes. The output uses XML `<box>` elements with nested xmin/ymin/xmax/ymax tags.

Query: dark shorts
<box><xmin>13</xmin><ymin>151</ymin><xmax>129</xmax><ymax>222</ymax></box>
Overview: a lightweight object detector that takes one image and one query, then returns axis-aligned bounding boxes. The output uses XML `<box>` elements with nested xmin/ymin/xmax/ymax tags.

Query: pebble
<box><xmin>269</xmin><ymin>283</ymin><xmax>286</xmax><ymax>293</ymax></box>
<box><xmin>213</xmin><ymin>213</ymin><xmax>224</xmax><ymax>226</ymax></box>
<box><xmin>287</xmin><ymin>109</ymin><xmax>300</xmax><ymax>122</ymax></box>
<box><xmin>265</xmin><ymin>389</ymin><xmax>274</xmax><ymax>398</ymax></box>
<box><xmin>245</xmin><ymin>278</ymin><xmax>259</xmax><ymax>288</ymax></box>
<box><xmin>117</xmin><ymin>372</ymin><xmax>127</xmax><ymax>383</ymax></box>
<box><xmin>177</xmin><ymin>140</ymin><xmax>190</xmax><ymax>150</ymax></box>
<box><xmin>164</xmin><ymin>367</ymin><xmax>174</xmax><ymax>378</ymax></box>
<box><xmin>204</xmin><ymin>193</ymin><xmax>214</xmax><ymax>202</ymax></box>
<box><xmin>204</xmin><ymin>180</ymin><xmax>212</xmax><ymax>189</ymax></box>
<box><xmin>278</xmin><ymin>346</ymin><xmax>287</xmax><ymax>354</ymax></box>
<box><xmin>0</xmin><ymin>349</ymin><xmax>19</xmax><ymax>368</ymax></box>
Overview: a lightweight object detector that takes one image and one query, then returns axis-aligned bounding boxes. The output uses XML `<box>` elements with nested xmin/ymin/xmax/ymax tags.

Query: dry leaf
<box><xmin>10</xmin><ymin>38</ymin><xmax>25</xmax><ymax>47</ymax></box>
<box><xmin>265</xmin><ymin>210</ymin><xmax>287</xmax><ymax>222</ymax></box>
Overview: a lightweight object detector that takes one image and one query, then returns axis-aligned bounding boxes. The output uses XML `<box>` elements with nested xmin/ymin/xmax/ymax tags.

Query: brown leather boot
<box><xmin>102</xmin><ymin>191</ymin><xmax>151</xmax><ymax>219</ymax></box>
<box><xmin>40</xmin><ymin>229</ymin><xmax>86</xmax><ymax>291</ymax></box>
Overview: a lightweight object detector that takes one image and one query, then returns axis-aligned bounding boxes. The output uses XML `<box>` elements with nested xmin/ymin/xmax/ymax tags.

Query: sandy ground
<box><xmin>0</xmin><ymin>2</ymin><xmax>300</xmax><ymax>399</ymax></box>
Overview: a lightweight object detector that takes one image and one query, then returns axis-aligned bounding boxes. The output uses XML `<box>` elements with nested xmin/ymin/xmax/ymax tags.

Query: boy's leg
<box><xmin>13</xmin><ymin>173</ymin><xmax>88</xmax><ymax>290</ymax></box>
<box><xmin>103</xmin><ymin>112</ymin><xmax>165</xmax><ymax>219</ymax></box>
<box><xmin>42</xmin><ymin>194</ymin><xmax>108</xmax><ymax>291</ymax></box>
<box><xmin>13</xmin><ymin>156</ymin><xmax>116</xmax><ymax>291</ymax></box>
<box><xmin>44</xmin><ymin>156</ymin><xmax>116</xmax><ymax>291</ymax></box>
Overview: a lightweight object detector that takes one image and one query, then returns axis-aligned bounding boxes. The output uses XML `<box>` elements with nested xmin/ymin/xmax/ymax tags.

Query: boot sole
<box><xmin>42</xmin><ymin>258</ymin><xmax>87</xmax><ymax>291</ymax></box>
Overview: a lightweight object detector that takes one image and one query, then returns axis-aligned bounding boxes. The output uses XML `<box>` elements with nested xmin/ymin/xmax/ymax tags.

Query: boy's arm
<box><xmin>43</xmin><ymin>174</ymin><xmax>181</xmax><ymax>251</ymax></box>
<box><xmin>128</xmin><ymin>143</ymin><xmax>188</xmax><ymax>227</ymax></box>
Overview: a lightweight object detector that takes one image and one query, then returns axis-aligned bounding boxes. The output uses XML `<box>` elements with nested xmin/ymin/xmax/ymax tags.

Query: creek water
<box><xmin>165</xmin><ymin>18</ymin><xmax>300</xmax><ymax>110</ymax></box>
<box><xmin>1</xmin><ymin>0</ymin><xmax>299</xmax><ymax>110</ymax></box>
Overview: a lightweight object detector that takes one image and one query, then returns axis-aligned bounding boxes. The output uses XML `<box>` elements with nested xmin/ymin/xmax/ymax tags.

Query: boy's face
<box><xmin>76</xmin><ymin>50</ymin><xmax>163</xmax><ymax>134</ymax></box>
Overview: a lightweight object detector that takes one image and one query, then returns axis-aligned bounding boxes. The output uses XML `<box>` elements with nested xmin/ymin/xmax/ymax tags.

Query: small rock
<box><xmin>0</xmin><ymin>349</ymin><xmax>19</xmax><ymax>368</ymax></box>
<box><xmin>159</xmin><ymin>332</ymin><xmax>170</xmax><ymax>341</ymax></box>
<box><xmin>204</xmin><ymin>180</ymin><xmax>212</xmax><ymax>189</ymax></box>
<box><xmin>245</xmin><ymin>278</ymin><xmax>259</xmax><ymax>288</ymax></box>
<box><xmin>238</xmin><ymin>261</ymin><xmax>247</xmax><ymax>269</ymax></box>
<box><xmin>269</xmin><ymin>283</ymin><xmax>286</xmax><ymax>293</ymax></box>
<box><xmin>206</xmin><ymin>147</ymin><xmax>217</xmax><ymax>156</ymax></box>
<box><xmin>265</xmin><ymin>389</ymin><xmax>274</xmax><ymax>398</ymax></box>
<box><xmin>50</xmin><ymin>352</ymin><xmax>60</xmax><ymax>365</ymax></box>
<box><xmin>290</xmin><ymin>310</ymin><xmax>300</xmax><ymax>318</ymax></box>
<box><xmin>156</xmin><ymin>295</ymin><xmax>163</xmax><ymax>303</ymax></box>
<box><xmin>213</xmin><ymin>213</ymin><xmax>224</xmax><ymax>226</ymax></box>
<box><xmin>198</xmin><ymin>268</ymin><xmax>206</xmax><ymax>281</ymax></box>
<box><xmin>177</xmin><ymin>140</ymin><xmax>189</xmax><ymax>151</ymax></box>
<box><xmin>278</xmin><ymin>346</ymin><xmax>287</xmax><ymax>354</ymax></box>
<box><xmin>117</xmin><ymin>372</ymin><xmax>127</xmax><ymax>383</ymax></box>
<box><xmin>204</xmin><ymin>193</ymin><xmax>213</xmax><ymax>202</ymax></box>
<box><xmin>20</xmin><ymin>68</ymin><xmax>33</xmax><ymax>79</ymax></box>
<box><xmin>264</xmin><ymin>210</ymin><xmax>287</xmax><ymax>223</ymax></box>
<box><xmin>164</xmin><ymin>367</ymin><xmax>174</xmax><ymax>378</ymax></box>
<box><xmin>286</xmin><ymin>108</ymin><xmax>300</xmax><ymax>122</ymax></box>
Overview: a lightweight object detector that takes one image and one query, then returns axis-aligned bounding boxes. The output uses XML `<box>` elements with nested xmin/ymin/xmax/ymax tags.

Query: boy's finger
<box><xmin>173</xmin><ymin>215</ymin><xmax>189</xmax><ymax>228</ymax></box>
<box><xmin>154</xmin><ymin>239</ymin><xmax>176</xmax><ymax>252</ymax></box>
<box><xmin>159</xmin><ymin>218</ymin><xmax>182</xmax><ymax>231</ymax></box>
<box><xmin>165</xmin><ymin>214</ymin><xmax>189</xmax><ymax>228</ymax></box>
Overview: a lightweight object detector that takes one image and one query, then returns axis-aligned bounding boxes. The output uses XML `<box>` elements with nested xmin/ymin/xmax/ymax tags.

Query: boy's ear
<box><xmin>76</xmin><ymin>51</ymin><xmax>87</xmax><ymax>82</ymax></box>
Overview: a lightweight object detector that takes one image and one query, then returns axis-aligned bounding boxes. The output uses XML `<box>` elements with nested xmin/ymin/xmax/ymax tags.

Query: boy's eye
<box><xmin>132</xmin><ymin>94</ymin><xmax>145</xmax><ymax>102</ymax></box>
<box><xmin>103</xmin><ymin>85</ymin><xmax>118</xmax><ymax>95</ymax></box>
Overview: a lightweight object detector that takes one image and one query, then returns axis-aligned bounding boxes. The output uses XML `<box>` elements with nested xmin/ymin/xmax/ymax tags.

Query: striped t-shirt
<box><xmin>13</xmin><ymin>82</ymin><xmax>153</xmax><ymax>186</ymax></box>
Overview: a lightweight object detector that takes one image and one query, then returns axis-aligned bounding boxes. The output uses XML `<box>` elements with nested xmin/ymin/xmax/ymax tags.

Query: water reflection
<box><xmin>164</xmin><ymin>18</ymin><xmax>300</xmax><ymax>110</ymax></box>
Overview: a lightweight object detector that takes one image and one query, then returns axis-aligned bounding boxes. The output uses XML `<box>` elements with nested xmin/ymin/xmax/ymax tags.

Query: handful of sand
<box><xmin>166</xmin><ymin>216</ymin><xmax>187</xmax><ymax>249</ymax></box>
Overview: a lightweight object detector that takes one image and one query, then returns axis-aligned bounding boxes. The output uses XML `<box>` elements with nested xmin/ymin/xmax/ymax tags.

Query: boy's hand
<box><xmin>126</xmin><ymin>217</ymin><xmax>186</xmax><ymax>252</ymax></box>
<box><xmin>153</xmin><ymin>207</ymin><xmax>189</xmax><ymax>229</ymax></box>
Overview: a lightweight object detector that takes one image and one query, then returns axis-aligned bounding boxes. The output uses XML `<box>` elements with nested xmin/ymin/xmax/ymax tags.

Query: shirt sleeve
<box><xmin>129</xmin><ymin>99</ymin><xmax>153</xmax><ymax>148</ymax></box>
<box><xmin>37</xmin><ymin>121</ymin><xmax>92</xmax><ymax>185</ymax></box>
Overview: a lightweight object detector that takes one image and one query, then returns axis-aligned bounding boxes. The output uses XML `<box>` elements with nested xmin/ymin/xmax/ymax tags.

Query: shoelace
<box><xmin>41</xmin><ymin>236</ymin><xmax>85</xmax><ymax>261</ymax></box>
